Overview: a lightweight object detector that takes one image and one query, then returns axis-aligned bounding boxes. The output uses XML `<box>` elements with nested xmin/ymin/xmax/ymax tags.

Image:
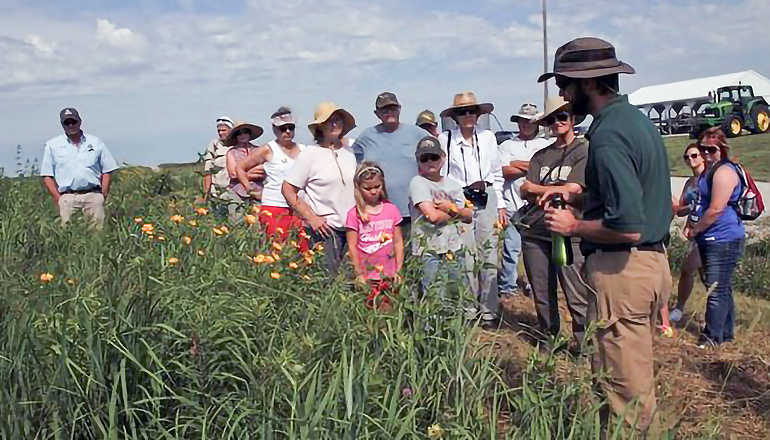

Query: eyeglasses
<box><xmin>419</xmin><ymin>154</ymin><xmax>441</xmax><ymax>163</ymax></box>
<box><xmin>62</xmin><ymin>119</ymin><xmax>79</xmax><ymax>126</ymax></box>
<box><xmin>682</xmin><ymin>153</ymin><xmax>700</xmax><ymax>160</ymax></box>
<box><xmin>454</xmin><ymin>107</ymin><xmax>479</xmax><ymax>117</ymax></box>
<box><xmin>277</xmin><ymin>124</ymin><xmax>295</xmax><ymax>132</ymax></box>
<box><xmin>544</xmin><ymin>111</ymin><xmax>571</xmax><ymax>125</ymax></box>
<box><xmin>379</xmin><ymin>105</ymin><xmax>400</xmax><ymax>114</ymax></box>
<box><xmin>699</xmin><ymin>146</ymin><xmax>719</xmax><ymax>155</ymax></box>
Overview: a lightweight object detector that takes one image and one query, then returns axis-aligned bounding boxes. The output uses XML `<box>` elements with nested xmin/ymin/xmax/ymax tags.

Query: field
<box><xmin>1</xmin><ymin>166</ymin><xmax>769</xmax><ymax>438</ymax></box>
<box><xmin>664</xmin><ymin>132</ymin><xmax>770</xmax><ymax>180</ymax></box>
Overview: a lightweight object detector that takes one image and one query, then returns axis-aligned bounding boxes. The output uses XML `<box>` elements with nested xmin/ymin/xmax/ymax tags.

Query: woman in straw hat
<box><xmin>282</xmin><ymin>102</ymin><xmax>357</xmax><ymax>275</ymax></box>
<box><xmin>519</xmin><ymin>96</ymin><xmax>590</xmax><ymax>350</ymax></box>
<box><xmin>224</xmin><ymin>119</ymin><xmax>265</xmax><ymax>202</ymax></box>
<box><xmin>437</xmin><ymin>91</ymin><xmax>506</xmax><ymax>326</ymax></box>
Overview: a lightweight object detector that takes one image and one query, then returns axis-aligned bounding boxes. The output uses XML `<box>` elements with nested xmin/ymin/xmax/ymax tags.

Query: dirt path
<box><xmin>476</xmin><ymin>293</ymin><xmax>770</xmax><ymax>438</ymax></box>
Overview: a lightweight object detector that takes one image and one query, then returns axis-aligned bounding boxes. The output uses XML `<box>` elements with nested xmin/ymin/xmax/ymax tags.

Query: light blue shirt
<box><xmin>40</xmin><ymin>133</ymin><xmax>119</xmax><ymax>192</ymax></box>
<box><xmin>353</xmin><ymin>123</ymin><xmax>429</xmax><ymax>217</ymax></box>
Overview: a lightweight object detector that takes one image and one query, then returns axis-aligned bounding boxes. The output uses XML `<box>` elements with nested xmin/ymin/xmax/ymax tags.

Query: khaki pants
<box><xmin>58</xmin><ymin>193</ymin><xmax>106</xmax><ymax>228</ymax></box>
<box><xmin>585</xmin><ymin>249</ymin><xmax>671</xmax><ymax>433</ymax></box>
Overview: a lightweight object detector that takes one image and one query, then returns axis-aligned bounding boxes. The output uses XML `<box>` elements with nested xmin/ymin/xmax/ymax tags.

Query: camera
<box><xmin>463</xmin><ymin>181</ymin><xmax>488</xmax><ymax>208</ymax></box>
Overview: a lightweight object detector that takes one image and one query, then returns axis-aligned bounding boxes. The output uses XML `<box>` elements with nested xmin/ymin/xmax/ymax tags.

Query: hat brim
<box><xmin>440</xmin><ymin>102</ymin><xmax>494</xmax><ymax>118</ymax></box>
<box><xmin>224</xmin><ymin>123</ymin><xmax>264</xmax><ymax>146</ymax></box>
<box><xmin>510</xmin><ymin>114</ymin><xmax>537</xmax><ymax>123</ymax></box>
<box><xmin>307</xmin><ymin>108</ymin><xmax>356</xmax><ymax>138</ymax></box>
<box><xmin>537</xmin><ymin>62</ymin><xmax>636</xmax><ymax>83</ymax></box>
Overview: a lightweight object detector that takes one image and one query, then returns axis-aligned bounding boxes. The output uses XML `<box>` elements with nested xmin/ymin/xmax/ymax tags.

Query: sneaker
<box><xmin>697</xmin><ymin>336</ymin><xmax>719</xmax><ymax>349</ymax></box>
<box><xmin>464</xmin><ymin>306</ymin><xmax>479</xmax><ymax>321</ymax></box>
<box><xmin>498</xmin><ymin>288</ymin><xmax>517</xmax><ymax>297</ymax></box>
<box><xmin>669</xmin><ymin>308</ymin><xmax>683</xmax><ymax>322</ymax></box>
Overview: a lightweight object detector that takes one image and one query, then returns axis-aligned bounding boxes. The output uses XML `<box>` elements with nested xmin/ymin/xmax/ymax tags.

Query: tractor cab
<box><xmin>692</xmin><ymin>84</ymin><xmax>769</xmax><ymax>138</ymax></box>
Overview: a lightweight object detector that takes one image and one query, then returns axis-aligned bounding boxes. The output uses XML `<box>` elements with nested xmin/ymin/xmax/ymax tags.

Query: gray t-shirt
<box><xmin>408</xmin><ymin>175</ymin><xmax>471</xmax><ymax>256</ymax></box>
<box><xmin>354</xmin><ymin>123</ymin><xmax>429</xmax><ymax>217</ymax></box>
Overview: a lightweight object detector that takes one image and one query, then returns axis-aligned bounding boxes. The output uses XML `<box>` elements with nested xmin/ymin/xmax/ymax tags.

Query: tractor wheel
<box><xmin>723</xmin><ymin>115</ymin><xmax>743</xmax><ymax>138</ymax></box>
<box><xmin>751</xmin><ymin>105</ymin><xmax>770</xmax><ymax>134</ymax></box>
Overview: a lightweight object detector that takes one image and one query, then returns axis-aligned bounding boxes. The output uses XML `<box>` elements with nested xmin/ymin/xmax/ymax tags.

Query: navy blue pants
<box><xmin>699</xmin><ymin>238</ymin><xmax>744</xmax><ymax>344</ymax></box>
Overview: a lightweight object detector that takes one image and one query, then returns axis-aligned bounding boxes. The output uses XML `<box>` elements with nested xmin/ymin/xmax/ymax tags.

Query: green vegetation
<box><xmin>664</xmin><ymin>132</ymin><xmax>770</xmax><ymax>180</ymax></box>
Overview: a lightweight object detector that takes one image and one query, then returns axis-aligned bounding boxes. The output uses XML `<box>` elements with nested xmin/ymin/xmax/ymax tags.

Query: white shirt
<box><xmin>284</xmin><ymin>145</ymin><xmax>357</xmax><ymax>229</ymax></box>
<box><xmin>203</xmin><ymin>139</ymin><xmax>231</xmax><ymax>196</ymax></box>
<box><xmin>40</xmin><ymin>133</ymin><xmax>118</xmax><ymax>192</ymax></box>
<box><xmin>262</xmin><ymin>141</ymin><xmax>306</xmax><ymax>208</ymax></box>
<box><xmin>498</xmin><ymin>136</ymin><xmax>551</xmax><ymax>212</ymax></box>
<box><xmin>438</xmin><ymin>128</ymin><xmax>505</xmax><ymax>210</ymax></box>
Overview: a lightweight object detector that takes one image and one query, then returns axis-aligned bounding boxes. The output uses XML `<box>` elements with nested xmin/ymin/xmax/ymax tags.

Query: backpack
<box><xmin>706</xmin><ymin>159</ymin><xmax>765</xmax><ymax>221</ymax></box>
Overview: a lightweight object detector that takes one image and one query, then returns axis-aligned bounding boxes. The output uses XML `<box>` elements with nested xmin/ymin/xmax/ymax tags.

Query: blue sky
<box><xmin>2</xmin><ymin>0</ymin><xmax>770</xmax><ymax>172</ymax></box>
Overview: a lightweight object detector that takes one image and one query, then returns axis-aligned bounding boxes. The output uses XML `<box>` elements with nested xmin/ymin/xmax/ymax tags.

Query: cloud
<box><xmin>96</xmin><ymin>19</ymin><xmax>146</xmax><ymax>51</ymax></box>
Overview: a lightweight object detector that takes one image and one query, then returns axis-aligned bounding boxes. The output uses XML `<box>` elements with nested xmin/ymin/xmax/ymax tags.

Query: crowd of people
<box><xmin>39</xmin><ymin>36</ymin><xmax>752</xmax><ymax>435</ymax></box>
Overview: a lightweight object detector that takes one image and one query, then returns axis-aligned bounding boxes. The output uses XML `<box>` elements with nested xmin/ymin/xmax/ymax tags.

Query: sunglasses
<box><xmin>419</xmin><ymin>153</ymin><xmax>442</xmax><ymax>163</ymax></box>
<box><xmin>454</xmin><ymin>107</ymin><xmax>479</xmax><ymax>117</ymax></box>
<box><xmin>544</xmin><ymin>111</ymin><xmax>571</xmax><ymax>125</ymax></box>
<box><xmin>62</xmin><ymin>119</ymin><xmax>79</xmax><ymax>126</ymax></box>
<box><xmin>682</xmin><ymin>153</ymin><xmax>700</xmax><ymax>160</ymax></box>
<box><xmin>277</xmin><ymin>124</ymin><xmax>295</xmax><ymax>132</ymax></box>
<box><xmin>379</xmin><ymin>105</ymin><xmax>400</xmax><ymax>114</ymax></box>
<box><xmin>699</xmin><ymin>146</ymin><xmax>719</xmax><ymax>155</ymax></box>
<box><xmin>233</xmin><ymin>129</ymin><xmax>251</xmax><ymax>137</ymax></box>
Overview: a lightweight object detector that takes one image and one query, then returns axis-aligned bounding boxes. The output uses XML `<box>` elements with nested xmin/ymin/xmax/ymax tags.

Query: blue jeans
<box><xmin>309</xmin><ymin>227</ymin><xmax>348</xmax><ymax>276</ymax></box>
<box><xmin>699</xmin><ymin>238</ymin><xmax>744</xmax><ymax>344</ymax></box>
<box><xmin>498</xmin><ymin>224</ymin><xmax>522</xmax><ymax>294</ymax></box>
<box><xmin>420</xmin><ymin>252</ymin><xmax>467</xmax><ymax>299</ymax></box>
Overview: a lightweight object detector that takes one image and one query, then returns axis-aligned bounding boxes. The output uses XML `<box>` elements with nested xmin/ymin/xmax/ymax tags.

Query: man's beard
<box><xmin>570</xmin><ymin>82</ymin><xmax>591</xmax><ymax>116</ymax></box>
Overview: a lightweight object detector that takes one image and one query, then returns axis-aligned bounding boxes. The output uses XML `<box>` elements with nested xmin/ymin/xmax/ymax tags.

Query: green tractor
<box><xmin>692</xmin><ymin>85</ymin><xmax>770</xmax><ymax>138</ymax></box>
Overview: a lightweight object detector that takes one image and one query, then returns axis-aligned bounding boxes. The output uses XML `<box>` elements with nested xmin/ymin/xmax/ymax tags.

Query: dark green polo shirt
<box><xmin>581</xmin><ymin>95</ymin><xmax>671</xmax><ymax>256</ymax></box>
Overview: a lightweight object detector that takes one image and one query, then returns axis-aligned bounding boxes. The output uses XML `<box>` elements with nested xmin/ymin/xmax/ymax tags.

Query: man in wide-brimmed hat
<box><xmin>438</xmin><ymin>91</ymin><xmax>506</xmax><ymax>327</ymax></box>
<box><xmin>497</xmin><ymin>103</ymin><xmax>550</xmax><ymax>297</ymax></box>
<box><xmin>541</xmin><ymin>37</ymin><xmax>672</xmax><ymax>435</ymax></box>
<box><xmin>517</xmin><ymin>96</ymin><xmax>590</xmax><ymax>352</ymax></box>
<box><xmin>353</xmin><ymin>92</ymin><xmax>430</xmax><ymax>240</ymax></box>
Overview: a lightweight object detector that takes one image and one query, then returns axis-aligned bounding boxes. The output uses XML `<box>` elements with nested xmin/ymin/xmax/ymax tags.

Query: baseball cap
<box><xmin>415</xmin><ymin>110</ymin><xmax>437</xmax><ymax>126</ymax></box>
<box><xmin>375</xmin><ymin>92</ymin><xmax>400</xmax><ymax>109</ymax></box>
<box><xmin>415</xmin><ymin>136</ymin><xmax>444</xmax><ymax>157</ymax></box>
<box><xmin>510</xmin><ymin>103</ymin><xmax>538</xmax><ymax>123</ymax></box>
<box><xmin>60</xmin><ymin>108</ymin><xmax>81</xmax><ymax>123</ymax></box>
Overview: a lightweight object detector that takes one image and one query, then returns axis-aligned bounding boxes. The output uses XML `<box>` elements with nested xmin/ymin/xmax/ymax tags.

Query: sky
<box><xmin>2</xmin><ymin>0</ymin><xmax>770</xmax><ymax>173</ymax></box>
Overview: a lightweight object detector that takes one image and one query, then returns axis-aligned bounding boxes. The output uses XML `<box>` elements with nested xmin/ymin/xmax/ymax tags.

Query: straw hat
<box><xmin>440</xmin><ymin>91</ymin><xmax>494</xmax><ymax>118</ymax></box>
<box><xmin>223</xmin><ymin>119</ymin><xmax>264</xmax><ymax>146</ymax></box>
<box><xmin>534</xmin><ymin>96</ymin><xmax>585</xmax><ymax>126</ymax></box>
<box><xmin>307</xmin><ymin>102</ymin><xmax>356</xmax><ymax>137</ymax></box>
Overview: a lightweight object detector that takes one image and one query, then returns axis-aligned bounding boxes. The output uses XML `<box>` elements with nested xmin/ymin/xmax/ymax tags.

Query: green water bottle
<box><xmin>551</xmin><ymin>194</ymin><xmax>574</xmax><ymax>267</ymax></box>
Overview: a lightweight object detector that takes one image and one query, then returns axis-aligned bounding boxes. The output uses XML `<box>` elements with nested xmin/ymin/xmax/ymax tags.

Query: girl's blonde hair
<box><xmin>353</xmin><ymin>161</ymin><xmax>389</xmax><ymax>222</ymax></box>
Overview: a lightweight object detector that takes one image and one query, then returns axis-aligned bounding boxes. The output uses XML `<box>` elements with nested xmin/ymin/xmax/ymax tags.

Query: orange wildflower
<box><xmin>197</xmin><ymin>250</ymin><xmax>205</xmax><ymax>256</ymax></box>
<box><xmin>182</xmin><ymin>236</ymin><xmax>191</xmax><ymax>245</ymax></box>
<box><xmin>133</xmin><ymin>217</ymin><xmax>143</xmax><ymax>223</ymax></box>
<box><xmin>289</xmin><ymin>262</ymin><xmax>299</xmax><ymax>269</ymax></box>
<box><xmin>245</xmin><ymin>214</ymin><xmax>257</xmax><ymax>225</ymax></box>
<box><xmin>220</xmin><ymin>225</ymin><xmax>229</xmax><ymax>233</ymax></box>
<box><xmin>170</xmin><ymin>215</ymin><xmax>184</xmax><ymax>223</ymax></box>
<box><xmin>299</xmin><ymin>230</ymin><xmax>311</xmax><ymax>239</ymax></box>
<box><xmin>251</xmin><ymin>205</ymin><xmax>261</xmax><ymax>214</ymax></box>
<box><xmin>196</xmin><ymin>207</ymin><xmax>209</xmax><ymax>215</ymax></box>
<box><xmin>265</xmin><ymin>256</ymin><xmax>275</xmax><ymax>264</ymax></box>
<box><xmin>168</xmin><ymin>257</ymin><xmax>179</xmax><ymax>264</ymax></box>
<box><xmin>271</xmin><ymin>252</ymin><xmax>281</xmax><ymax>261</ymax></box>
<box><xmin>304</xmin><ymin>255</ymin><xmax>314</xmax><ymax>265</ymax></box>
<box><xmin>446</xmin><ymin>251</ymin><xmax>454</xmax><ymax>261</ymax></box>
<box><xmin>276</xmin><ymin>227</ymin><xmax>285</xmax><ymax>235</ymax></box>
<box><xmin>303</xmin><ymin>275</ymin><xmax>312</xmax><ymax>281</ymax></box>
<box><xmin>272</xmin><ymin>242</ymin><xmax>283</xmax><ymax>251</ymax></box>
<box><xmin>263</xmin><ymin>210</ymin><xmax>273</xmax><ymax>217</ymax></box>
<box><xmin>40</xmin><ymin>273</ymin><xmax>54</xmax><ymax>282</ymax></box>
<box><xmin>157</xmin><ymin>236</ymin><xmax>166</xmax><ymax>241</ymax></box>
<box><xmin>253</xmin><ymin>255</ymin><xmax>267</xmax><ymax>263</ymax></box>
<box><xmin>141</xmin><ymin>224</ymin><xmax>154</xmax><ymax>233</ymax></box>
<box><xmin>213</xmin><ymin>228</ymin><xmax>224</xmax><ymax>236</ymax></box>
<box><xmin>188</xmin><ymin>220</ymin><xmax>198</xmax><ymax>226</ymax></box>
<box><xmin>270</xmin><ymin>272</ymin><xmax>281</xmax><ymax>279</ymax></box>
<box><xmin>380</xmin><ymin>232</ymin><xmax>392</xmax><ymax>243</ymax></box>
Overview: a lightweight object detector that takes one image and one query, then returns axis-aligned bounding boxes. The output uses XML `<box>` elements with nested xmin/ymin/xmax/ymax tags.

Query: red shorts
<box><xmin>365</xmin><ymin>279</ymin><xmax>397</xmax><ymax>311</ymax></box>
<box><xmin>258</xmin><ymin>205</ymin><xmax>309</xmax><ymax>251</ymax></box>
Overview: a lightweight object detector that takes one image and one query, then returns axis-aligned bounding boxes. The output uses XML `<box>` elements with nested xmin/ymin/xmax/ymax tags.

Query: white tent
<box><xmin>628</xmin><ymin>70</ymin><xmax>770</xmax><ymax>118</ymax></box>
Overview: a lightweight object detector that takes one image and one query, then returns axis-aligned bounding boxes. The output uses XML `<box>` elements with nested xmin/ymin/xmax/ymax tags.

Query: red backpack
<box><xmin>707</xmin><ymin>159</ymin><xmax>765</xmax><ymax>221</ymax></box>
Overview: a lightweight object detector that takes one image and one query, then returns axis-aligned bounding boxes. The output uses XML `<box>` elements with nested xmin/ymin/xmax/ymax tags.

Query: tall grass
<box><xmin>0</xmin><ymin>168</ymin><xmax>640</xmax><ymax>438</ymax></box>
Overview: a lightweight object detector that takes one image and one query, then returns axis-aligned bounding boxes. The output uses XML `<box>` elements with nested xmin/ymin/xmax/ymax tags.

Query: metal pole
<box><xmin>542</xmin><ymin>0</ymin><xmax>548</xmax><ymax>107</ymax></box>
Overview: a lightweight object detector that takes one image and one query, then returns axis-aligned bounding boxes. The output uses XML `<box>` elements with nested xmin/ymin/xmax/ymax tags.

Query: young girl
<box><xmin>345</xmin><ymin>162</ymin><xmax>404</xmax><ymax>310</ymax></box>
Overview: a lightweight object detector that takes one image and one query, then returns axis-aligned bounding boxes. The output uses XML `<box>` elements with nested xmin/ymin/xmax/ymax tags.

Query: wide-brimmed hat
<box><xmin>534</xmin><ymin>96</ymin><xmax>586</xmax><ymax>126</ymax></box>
<box><xmin>307</xmin><ymin>102</ymin><xmax>356</xmax><ymax>137</ymax></box>
<box><xmin>416</xmin><ymin>110</ymin><xmax>437</xmax><ymax>126</ymax></box>
<box><xmin>440</xmin><ymin>91</ymin><xmax>494</xmax><ymax>118</ymax></box>
<box><xmin>510</xmin><ymin>103</ymin><xmax>539</xmax><ymax>123</ymax></box>
<box><xmin>538</xmin><ymin>37</ymin><xmax>635</xmax><ymax>83</ymax></box>
<box><xmin>223</xmin><ymin>119</ymin><xmax>264</xmax><ymax>146</ymax></box>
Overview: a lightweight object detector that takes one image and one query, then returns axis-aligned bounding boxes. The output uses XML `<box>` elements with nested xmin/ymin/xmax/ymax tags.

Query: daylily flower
<box><xmin>220</xmin><ymin>225</ymin><xmax>229</xmax><ymax>233</ymax></box>
<box><xmin>133</xmin><ymin>217</ymin><xmax>143</xmax><ymax>224</ymax></box>
<box><xmin>170</xmin><ymin>215</ymin><xmax>184</xmax><ymax>223</ymax></box>
<box><xmin>245</xmin><ymin>214</ymin><xmax>257</xmax><ymax>225</ymax></box>
<box><xmin>251</xmin><ymin>205</ymin><xmax>261</xmax><ymax>214</ymax></box>
<box><xmin>157</xmin><ymin>236</ymin><xmax>166</xmax><ymax>241</ymax></box>
<box><xmin>168</xmin><ymin>257</ymin><xmax>179</xmax><ymax>264</ymax></box>
<box><xmin>446</xmin><ymin>251</ymin><xmax>454</xmax><ymax>261</ymax></box>
<box><xmin>270</xmin><ymin>272</ymin><xmax>281</xmax><ymax>279</ymax></box>
<box><xmin>188</xmin><ymin>220</ymin><xmax>198</xmax><ymax>226</ymax></box>
<box><xmin>198</xmin><ymin>250</ymin><xmax>205</xmax><ymax>256</ymax></box>
<box><xmin>304</xmin><ymin>255</ymin><xmax>314</xmax><ymax>265</ymax></box>
<box><xmin>271</xmin><ymin>252</ymin><xmax>281</xmax><ymax>261</ymax></box>
<box><xmin>40</xmin><ymin>273</ymin><xmax>54</xmax><ymax>282</ymax></box>
<box><xmin>272</xmin><ymin>242</ymin><xmax>283</xmax><ymax>251</ymax></box>
<box><xmin>263</xmin><ymin>210</ymin><xmax>273</xmax><ymax>217</ymax></box>
<box><xmin>253</xmin><ymin>255</ymin><xmax>267</xmax><ymax>263</ymax></box>
<box><xmin>196</xmin><ymin>207</ymin><xmax>209</xmax><ymax>215</ymax></box>
<box><xmin>141</xmin><ymin>224</ymin><xmax>154</xmax><ymax>233</ymax></box>
<box><xmin>380</xmin><ymin>232</ymin><xmax>392</xmax><ymax>243</ymax></box>
<box><xmin>265</xmin><ymin>256</ymin><xmax>276</xmax><ymax>264</ymax></box>
<box><xmin>299</xmin><ymin>230</ymin><xmax>310</xmax><ymax>239</ymax></box>
<box><xmin>289</xmin><ymin>262</ymin><xmax>299</xmax><ymax>269</ymax></box>
<box><xmin>427</xmin><ymin>424</ymin><xmax>445</xmax><ymax>439</ymax></box>
<box><xmin>276</xmin><ymin>227</ymin><xmax>285</xmax><ymax>235</ymax></box>
<box><xmin>213</xmin><ymin>228</ymin><xmax>224</xmax><ymax>236</ymax></box>
<box><xmin>303</xmin><ymin>275</ymin><xmax>311</xmax><ymax>281</ymax></box>
<box><xmin>182</xmin><ymin>236</ymin><xmax>191</xmax><ymax>245</ymax></box>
